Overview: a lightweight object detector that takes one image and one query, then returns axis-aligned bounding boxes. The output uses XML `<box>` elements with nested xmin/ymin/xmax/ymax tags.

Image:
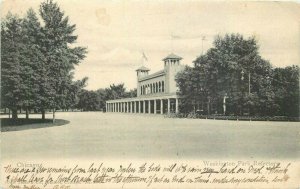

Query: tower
<box><xmin>163</xmin><ymin>53</ymin><xmax>182</xmax><ymax>68</ymax></box>
<box><xmin>136</xmin><ymin>66</ymin><xmax>150</xmax><ymax>97</ymax></box>
<box><xmin>162</xmin><ymin>53</ymin><xmax>183</xmax><ymax>94</ymax></box>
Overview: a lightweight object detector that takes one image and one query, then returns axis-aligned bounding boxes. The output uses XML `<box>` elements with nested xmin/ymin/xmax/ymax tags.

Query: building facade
<box><xmin>106</xmin><ymin>53</ymin><xmax>184</xmax><ymax>114</ymax></box>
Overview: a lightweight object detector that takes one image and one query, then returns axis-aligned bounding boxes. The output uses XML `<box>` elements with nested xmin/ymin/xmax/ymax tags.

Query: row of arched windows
<box><xmin>141</xmin><ymin>81</ymin><xmax>164</xmax><ymax>95</ymax></box>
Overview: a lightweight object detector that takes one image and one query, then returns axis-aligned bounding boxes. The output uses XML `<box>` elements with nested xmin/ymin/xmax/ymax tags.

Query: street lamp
<box><xmin>241</xmin><ymin>69</ymin><xmax>251</xmax><ymax>115</ymax></box>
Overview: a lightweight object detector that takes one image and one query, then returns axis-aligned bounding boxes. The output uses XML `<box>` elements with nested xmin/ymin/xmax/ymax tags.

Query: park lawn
<box><xmin>1</xmin><ymin>118</ymin><xmax>69</xmax><ymax>132</ymax></box>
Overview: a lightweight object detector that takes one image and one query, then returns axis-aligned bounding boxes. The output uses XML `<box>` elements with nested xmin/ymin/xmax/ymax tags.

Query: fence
<box><xmin>164</xmin><ymin>113</ymin><xmax>299</xmax><ymax>122</ymax></box>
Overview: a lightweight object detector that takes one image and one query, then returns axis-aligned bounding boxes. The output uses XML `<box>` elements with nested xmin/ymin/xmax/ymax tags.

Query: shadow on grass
<box><xmin>1</xmin><ymin>118</ymin><xmax>70</xmax><ymax>132</ymax></box>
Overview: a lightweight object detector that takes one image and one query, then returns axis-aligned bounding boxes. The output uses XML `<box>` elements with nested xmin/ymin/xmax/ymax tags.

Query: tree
<box><xmin>77</xmin><ymin>90</ymin><xmax>101</xmax><ymax>111</ymax></box>
<box><xmin>177</xmin><ymin>33</ymin><xmax>277</xmax><ymax>116</ymax></box>
<box><xmin>272</xmin><ymin>66</ymin><xmax>299</xmax><ymax>117</ymax></box>
<box><xmin>96</xmin><ymin>89</ymin><xmax>108</xmax><ymax>111</ymax></box>
<box><xmin>39</xmin><ymin>0</ymin><xmax>87</xmax><ymax>122</ymax></box>
<box><xmin>125</xmin><ymin>88</ymin><xmax>137</xmax><ymax>98</ymax></box>
<box><xmin>1</xmin><ymin>13</ymin><xmax>25</xmax><ymax>119</ymax></box>
<box><xmin>63</xmin><ymin>77</ymin><xmax>88</xmax><ymax>111</ymax></box>
<box><xmin>175</xmin><ymin>66</ymin><xmax>206</xmax><ymax>113</ymax></box>
<box><xmin>22</xmin><ymin>8</ymin><xmax>45</xmax><ymax>119</ymax></box>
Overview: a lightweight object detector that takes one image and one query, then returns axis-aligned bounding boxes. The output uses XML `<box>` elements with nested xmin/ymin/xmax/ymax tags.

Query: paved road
<box><xmin>1</xmin><ymin>112</ymin><xmax>299</xmax><ymax>160</ymax></box>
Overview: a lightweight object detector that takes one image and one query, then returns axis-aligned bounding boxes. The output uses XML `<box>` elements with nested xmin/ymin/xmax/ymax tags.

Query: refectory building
<box><xmin>106</xmin><ymin>53</ymin><xmax>184</xmax><ymax>114</ymax></box>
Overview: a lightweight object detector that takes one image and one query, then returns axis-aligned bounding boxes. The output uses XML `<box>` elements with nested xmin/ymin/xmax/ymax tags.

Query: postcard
<box><xmin>1</xmin><ymin>0</ymin><xmax>299</xmax><ymax>188</ymax></box>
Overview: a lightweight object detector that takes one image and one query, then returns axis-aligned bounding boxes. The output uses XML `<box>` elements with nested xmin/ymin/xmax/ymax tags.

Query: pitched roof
<box><xmin>136</xmin><ymin>66</ymin><xmax>150</xmax><ymax>71</ymax></box>
<box><xmin>162</xmin><ymin>53</ymin><xmax>182</xmax><ymax>61</ymax></box>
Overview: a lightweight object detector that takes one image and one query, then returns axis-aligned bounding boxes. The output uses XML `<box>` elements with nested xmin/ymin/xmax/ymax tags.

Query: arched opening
<box><xmin>159</xmin><ymin>82</ymin><xmax>161</xmax><ymax>92</ymax></box>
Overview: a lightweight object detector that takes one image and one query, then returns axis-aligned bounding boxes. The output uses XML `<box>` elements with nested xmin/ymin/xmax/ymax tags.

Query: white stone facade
<box><xmin>106</xmin><ymin>53</ymin><xmax>184</xmax><ymax>114</ymax></box>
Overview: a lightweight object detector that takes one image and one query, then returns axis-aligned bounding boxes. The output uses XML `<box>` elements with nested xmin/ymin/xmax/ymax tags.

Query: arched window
<box><xmin>159</xmin><ymin>82</ymin><xmax>161</xmax><ymax>92</ymax></box>
<box><xmin>141</xmin><ymin>86</ymin><xmax>143</xmax><ymax>95</ymax></box>
<box><xmin>162</xmin><ymin>81</ymin><xmax>164</xmax><ymax>92</ymax></box>
<box><xmin>153</xmin><ymin>83</ymin><xmax>156</xmax><ymax>93</ymax></box>
<box><xmin>156</xmin><ymin>82</ymin><xmax>158</xmax><ymax>93</ymax></box>
<box><xmin>150</xmin><ymin>84</ymin><xmax>152</xmax><ymax>94</ymax></box>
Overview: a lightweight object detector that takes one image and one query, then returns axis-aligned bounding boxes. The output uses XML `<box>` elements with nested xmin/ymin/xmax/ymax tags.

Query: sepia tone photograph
<box><xmin>1</xmin><ymin>0</ymin><xmax>299</xmax><ymax>188</ymax></box>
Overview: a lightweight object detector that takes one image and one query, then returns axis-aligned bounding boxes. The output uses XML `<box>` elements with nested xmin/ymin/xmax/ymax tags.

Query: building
<box><xmin>106</xmin><ymin>53</ymin><xmax>185</xmax><ymax>114</ymax></box>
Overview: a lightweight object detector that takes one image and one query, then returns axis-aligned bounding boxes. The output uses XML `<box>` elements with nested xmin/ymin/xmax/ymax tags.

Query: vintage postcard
<box><xmin>1</xmin><ymin>0</ymin><xmax>299</xmax><ymax>188</ymax></box>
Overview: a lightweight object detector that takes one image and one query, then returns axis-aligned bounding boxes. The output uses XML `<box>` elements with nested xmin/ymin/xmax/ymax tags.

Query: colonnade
<box><xmin>106</xmin><ymin>98</ymin><xmax>179</xmax><ymax>114</ymax></box>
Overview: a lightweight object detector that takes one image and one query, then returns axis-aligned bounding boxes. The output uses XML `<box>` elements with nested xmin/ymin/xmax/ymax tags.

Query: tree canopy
<box><xmin>176</xmin><ymin>33</ymin><xmax>298</xmax><ymax>117</ymax></box>
<box><xmin>1</xmin><ymin>0</ymin><xmax>87</xmax><ymax>121</ymax></box>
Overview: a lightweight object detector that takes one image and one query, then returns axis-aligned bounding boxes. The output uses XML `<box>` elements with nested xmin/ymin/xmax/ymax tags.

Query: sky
<box><xmin>1</xmin><ymin>0</ymin><xmax>300</xmax><ymax>90</ymax></box>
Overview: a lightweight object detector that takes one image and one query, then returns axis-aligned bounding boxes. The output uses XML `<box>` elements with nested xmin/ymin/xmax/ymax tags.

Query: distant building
<box><xmin>106</xmin><ymin>53</ymin><xmax>184</xmax><ymax>114</ymax></box>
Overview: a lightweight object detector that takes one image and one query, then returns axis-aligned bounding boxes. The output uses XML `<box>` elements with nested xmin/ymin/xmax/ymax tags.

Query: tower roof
<box><xmin>136</xmin><ymin>66</ymin><xmax>150</xmax><ymax>71</ymax></box>
<box><xmin>162</xmin><ymin>53</ymin><xmax>182</xmax><ymax>61</ymax></box>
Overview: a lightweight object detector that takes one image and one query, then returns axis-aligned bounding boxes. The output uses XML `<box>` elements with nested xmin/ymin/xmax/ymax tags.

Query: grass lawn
<box><xmin>1</xmin><ymin>118</ymin><xmax>69</xmax><ymax>132</ymax></box>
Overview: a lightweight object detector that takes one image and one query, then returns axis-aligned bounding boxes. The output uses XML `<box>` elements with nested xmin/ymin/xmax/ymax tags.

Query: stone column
<box><xmin>134</xmin><ymin>101</ymin><xmax>136</xmax><ymax>113</ymax></box>
<box><xmin>167</xmin><ymin>99</ymin><xmax>170</xmax><ymax>114</ymax></box>
<box><xmin>143</xmin><ymin>101</ymin><xmax>146</xmax><ymax>114</ymax></box>
<box><xmin>123</xmin><ymin>102</ymin><xmax>125</xmax><ymax>113</ymax></box>
<box><xmin>154</xmin><ymin>100</ymin><xmax>157</xmax><ymax>114</ymax></box>
<box><xmin>138</xmin><ymin>101</ymin><xmax>141</xmax><ymax>113</ymax></box>
<box><xmin>175</xmin><ymin>98</ymin><xmax>179</xmax><ymax>113</ymax></box>
<box><xmin>160</xmin><ymin>99</ymin><xmax>163</xmax><ymax>114</ymax></box>
<box><xmin>148</xmin><ymin>100</ymin><xmax>151</xmax><ymax>114</ymax></box>
<box><xmin>127</xmin><ymin>102</ymin><xmax>129</xmax><ymax>113</ymax></box>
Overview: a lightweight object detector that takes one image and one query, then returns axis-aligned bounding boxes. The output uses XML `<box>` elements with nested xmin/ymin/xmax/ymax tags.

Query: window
<box><xmin>159</xmin><ymin>82</ymin><xmax>161</xmax><ymax>92</ymax></box>
<box><xmin>162</xmin><ymin>81</ymin><xmax>164</xmax><ymax>92</ymax></box>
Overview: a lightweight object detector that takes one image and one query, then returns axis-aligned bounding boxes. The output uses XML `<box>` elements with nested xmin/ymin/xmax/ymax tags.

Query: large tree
<box><xmin>1</xmin><ymin>13</ymin><xmax>26</xmax><ymax>119</ymax></box>
<box><xmin>21</xmin><ymin>9</ymin><xmax>46</xmax><ymax>119</ymax></box>
<box><xmin>177</xmin><ymin>33</ymin><xmax>277</xmax><ymax>116</ymax></box>
<box><xmin>39</xmin><ymin>0</ymin><xmax>87</xmax><ymax>121</ymax></box>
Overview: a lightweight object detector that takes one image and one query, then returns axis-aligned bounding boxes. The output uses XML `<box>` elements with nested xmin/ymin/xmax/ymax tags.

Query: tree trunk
<box><xmin>12</xmin><ymin>108</ymin><xmax>18</xmax><ymax>119</ymax></box>
<box><xmin>52</xmin><ymin>108</ymin><xmax>56</xmax><ymax>123</ymax></box>
<box><xmin>26</xmin><ymin>107</ymin><xmax>29</xmax><ymax>119</ymax></box>
<box><xmin>42</xmin><ymin>109</ymin><xmax>45</xmax><ymax>120</ymax></box>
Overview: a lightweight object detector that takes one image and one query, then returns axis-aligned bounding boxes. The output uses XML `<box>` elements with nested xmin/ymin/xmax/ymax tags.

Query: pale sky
<box><xmin>1</xmin><ymin>0</ymin><xmax>300</xmax><ymax>90</ymax></box>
